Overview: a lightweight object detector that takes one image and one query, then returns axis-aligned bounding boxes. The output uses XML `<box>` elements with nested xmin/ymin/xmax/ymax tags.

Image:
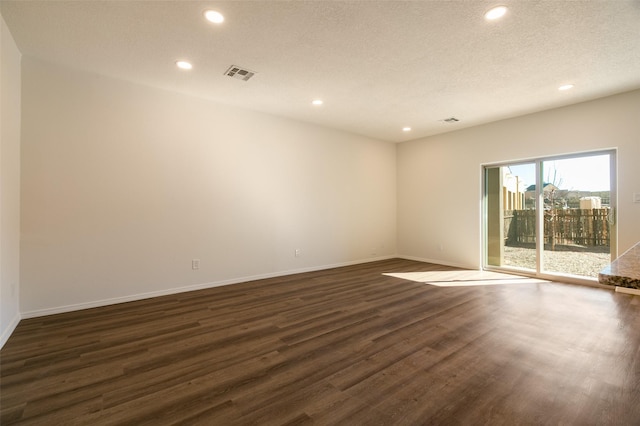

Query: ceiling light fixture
<box><xmin>311</xmin><ymin>99</ymin><xmax>323</xmax><ymax>106</ymax></box>
<box><xmin>204</xmin><ymin>10</ymin><xmax>224</xmax><ymax>24</ymax></box>
<box><xmin>402</xmin><ymin>127</ymin><xmax>412</xmax><ymax>132</ymax></box>
<box><xmin>176</xmin><ymin>61</ymin><xmax>193</xmax><ymax>70</ymax></box>
<box><xmin>558</xmin><ymin>84</ymin><xmax>575</xmax><ymax>91</ymax></box>
<box><xmin>485</xmin><ymin>6</ymin><xmax>507</xmax><ymax>20</ymax></box>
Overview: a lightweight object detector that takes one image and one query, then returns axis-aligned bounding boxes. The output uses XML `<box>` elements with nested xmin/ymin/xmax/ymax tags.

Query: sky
<box><xmin>507</xmin><ymin>154</ymin><xmax>611</xmax><ymax>192</ymax></box>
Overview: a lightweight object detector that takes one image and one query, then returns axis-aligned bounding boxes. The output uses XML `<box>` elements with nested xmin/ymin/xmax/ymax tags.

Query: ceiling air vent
<box><xmin>224</xmin><ymin>65</ymin><xmax>256</xmax><ymax>81</ymax></box>
<box><xmin>443</xmin><ymin>117</ymin><xmax>460</xmax><ymax>123</ymax></box>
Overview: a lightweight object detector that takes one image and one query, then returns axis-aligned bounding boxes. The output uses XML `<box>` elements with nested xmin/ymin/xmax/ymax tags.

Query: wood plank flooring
<box><xmin>2</xmin><ymin>258</ymin><xmax>640</xmax><ymax>425</ymax></box>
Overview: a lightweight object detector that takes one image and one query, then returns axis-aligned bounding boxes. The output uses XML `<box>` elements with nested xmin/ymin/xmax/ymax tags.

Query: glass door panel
<box><xmin>541</xmin><ymin>154</ymin><xmax>613</xmax><ymax>279</ymax></box>
<box><xmin>485</xmin><ymin>163</ymin><xmax>537</xmax><ymax>272</ymax></box>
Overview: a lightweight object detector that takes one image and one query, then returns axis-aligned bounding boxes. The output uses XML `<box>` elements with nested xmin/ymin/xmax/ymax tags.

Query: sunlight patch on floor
<box><xmin>383</xmin><ymin>270</ymin><xmax>549</xmax><ymax>287</ymax></box>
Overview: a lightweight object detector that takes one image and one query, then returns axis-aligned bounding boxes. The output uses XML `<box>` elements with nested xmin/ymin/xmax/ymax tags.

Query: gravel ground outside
<box><xmin>503</xmin><ymin>246</ymin><xmax>610</xmax><ymax>278</ymax></box>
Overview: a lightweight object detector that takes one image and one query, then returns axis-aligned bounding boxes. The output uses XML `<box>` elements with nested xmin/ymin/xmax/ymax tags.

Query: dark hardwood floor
<box><xmin>2</xmin><ymin>258</ymin><xmax>639</xmax><ymax>425</ymax></box>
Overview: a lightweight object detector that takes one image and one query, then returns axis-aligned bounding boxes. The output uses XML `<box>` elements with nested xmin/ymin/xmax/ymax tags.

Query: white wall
<box><xmin>20</xmin><ymin>57</ymin><xmax>397</xmax><ymax>316</ymax></box>
<box><xmin>0</xmin><ymin>13</ymin><xmax>21</xmax><ymax>347</ymax></box>
<box><xmin>397</xmin><ymin>89</ymin><xmax>640</xmax><ymax>269</ymax></box>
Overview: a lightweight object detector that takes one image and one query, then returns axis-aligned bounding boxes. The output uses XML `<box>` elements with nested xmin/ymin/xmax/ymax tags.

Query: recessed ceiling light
<box><xmin>311</xmin><ymin>99</ymin><xmax>323</xmax><ymax>106</ymax></box>
<box><xmin>176</xmin><ymin>61</ymin><xmax>192</xmax><ymax>70</ymax></box>
<box><xmin>485</xmin><ymin>6</ymin><xmax>507</xmax><ymax>20</ymax></box>
<box><xmin>402</xmin><ymin>127</ymin><xmax>412</xmax><ymax>132</ymax></box>
<box><xmin>558</xmin><ymin>84</ymin><xmax>575</xmax><ymax>91</ymax></box>
<box><xmin>204</xmin><ymin>10</ymin><xmax>224</xmax><ymax>24</ymax></box>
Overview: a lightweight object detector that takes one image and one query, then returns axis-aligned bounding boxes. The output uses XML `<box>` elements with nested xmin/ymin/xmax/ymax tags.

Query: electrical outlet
<box><xmin>192</xmin><ymin>259</ymin><xmax>200</xmax><ymax>270</ymax></box>
<box><xmin>295</xmin><ymin>249</ymin><xmax>301</xmax><ymax>258</ymax></box>
<box><xmin>634</xmin><ymin>192</ymin><xmax>640</xmax><ymax>203</ymax></box>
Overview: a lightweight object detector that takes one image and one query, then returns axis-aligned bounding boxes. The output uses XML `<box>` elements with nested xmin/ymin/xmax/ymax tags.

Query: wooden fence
<box><xmin>504</xmin><ymin>208</ymin><xmax>610</xmax><ymax>247</ymax></box>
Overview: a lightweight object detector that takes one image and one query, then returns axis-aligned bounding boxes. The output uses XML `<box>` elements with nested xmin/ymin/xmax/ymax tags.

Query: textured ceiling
<box><xmin>2</xmin><ymin>0</ymin><xmax>640</xmax><ymax>142</ymax></box>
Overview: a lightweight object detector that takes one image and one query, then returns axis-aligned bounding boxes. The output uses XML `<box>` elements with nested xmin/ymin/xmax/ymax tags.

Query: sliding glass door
<box><xmin>484</xmin><ymin>151</ymin><xmax>616</xmax><ymax>281</ymax></box>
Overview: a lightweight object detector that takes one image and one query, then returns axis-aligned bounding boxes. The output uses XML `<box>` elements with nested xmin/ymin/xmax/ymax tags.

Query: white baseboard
<box><xmin>397</xmin><ymin>254</ymin><xmax>477</xmax><ymax>271</ymax></box>
<box><xmin>0</xmin><ymin>313</ymin><xmax>21</xmax><ymax>350</ymax></box>
<box><xmin>20</xmin><ymin>255</ymin><xmax>396</xmax><ymax>319</ymax></box>
<box><xmin>615</xmin><ymin>286</ymin><xmax>640</xmax><ymax>296</ymax></box>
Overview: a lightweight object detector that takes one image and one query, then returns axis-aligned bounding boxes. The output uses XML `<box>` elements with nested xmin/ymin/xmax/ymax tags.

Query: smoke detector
<box><xmin>224</xmin><ymin>65</ymin><xmax>256</xmax><ymax>81</ymax></box>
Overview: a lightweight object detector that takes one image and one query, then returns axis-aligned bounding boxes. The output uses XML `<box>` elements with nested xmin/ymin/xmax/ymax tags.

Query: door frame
<box><xmin>481</xmin><ymin>149</ymin><xmax>617</xmax><ymax>285</ymax></box>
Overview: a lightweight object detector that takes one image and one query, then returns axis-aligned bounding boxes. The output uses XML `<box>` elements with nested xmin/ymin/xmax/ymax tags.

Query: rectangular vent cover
<box><xmin>225</xmin><ymin>65</ymin><xmax>256</xmax><ymax>81</ymax></box>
